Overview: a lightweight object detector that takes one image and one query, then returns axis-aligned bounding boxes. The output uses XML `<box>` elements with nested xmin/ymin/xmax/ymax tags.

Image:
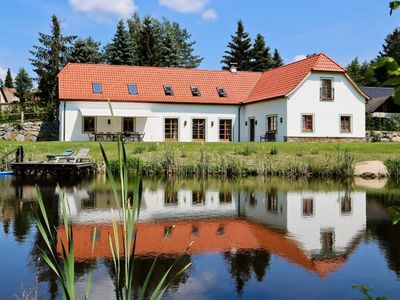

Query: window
<box><xmin>164</xmin><ymin>85</ymin><xmax>174</xmax><ymax>96</ymax></box>
<box><xmin>303</xmin><ymin>198</ymin><xmax>314</xmax><ymax>216</ymax></box>
<box><xmin>219</xmin><ymin>119</ymin><xmax>232</xmax><ymax>141</ymax></box>
<box><xmin>341</xmin><ymin>195</ymin><xmax>352</xmax><ymax>214</ymax></box>
<box><xmin>191</xmin><ymin>86</ymin><xmax>201</xmax><ymax>96</ymax></box>
<box><xmin>267</xmin><ymin>115</ymin><xmax>278</xmax><ymax>132</ymax></box>
<box><xmin>340</xmin><ymin>115</ymin><xmax>351</xmax><ymax>133</ymax></box>
<box><xmin>128</xmin><ymin>84</ymin><xmax>138</xmax><ymax>95</ymax></box>
<box><xmin>217</xmin><ymin>87</ymin><xmax>227</xmax><ymax>97</ymax></box>
<box><xmin>192</xmin><ymin>191</ymin><xmax>204</xmax><ymax>205</ymax></box>
<box><xmin>321</xmin><ymin>229</ymin><xmax>335</xmax><ymax>254</ymax></box>
<box><xmin>267</xmin><ymin>193</ymin><xmax>278</xmax><ymax>213</ymax></box>
<box><xmin>92</xmin><ymin>83</ymin><xmax>102</xmax><ymax>93</ymax></box>
<box><xmin>123</xmin><ymin>117</ymin><xmax>134</xmax><ymax>132</ymax></box>
<box><xmin>219</xmin><ymin>192</ymin><xmax>232</xmax><ymax>204</ymax></box>
<box><xmin>164</xmin><ymin>118</ymin><xmax>179</xmax><ymax>141</ymax></box>
<box><xmin>321</xmin><ymin>78</ymin><xmax>334</xmax><ymax>100</ymax></box>
<box><xmin>192</xmin><ymin>119</ymin><xmax>206</xmax><ymax>141</ymax></box>
<box><xmin>302</xmin><ymin>115</ymin><xmax>314</xmax><ymax>132</ymax></box>
<box><xmin>83</xmin><ymin>116</ymin><xmax>95</xmax><ymax>133</ymax></box>
<box><xmin>164</xmin><ymin>192</ymin><xmax>178</xmax><ymax>206</ymax></box>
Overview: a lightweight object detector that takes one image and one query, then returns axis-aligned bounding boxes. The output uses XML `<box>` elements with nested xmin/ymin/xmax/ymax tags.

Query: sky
<box><xmin>0</xmin><ymin>0</ymin><xmax>399</xmax><ymax>81</ymax></box>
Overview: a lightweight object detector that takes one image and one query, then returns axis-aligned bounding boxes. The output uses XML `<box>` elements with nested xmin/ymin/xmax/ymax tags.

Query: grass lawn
<box><xmin>1</xmin><ymin>141</ymin><xmax>399</xmax><ymax>163</ymax></box>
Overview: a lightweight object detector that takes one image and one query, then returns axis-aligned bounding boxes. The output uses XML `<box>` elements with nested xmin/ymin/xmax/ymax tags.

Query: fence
<box><xmin>0</xmin><ymin>104</ymin><xmax>48</xmax><ymax>124</ymax></box>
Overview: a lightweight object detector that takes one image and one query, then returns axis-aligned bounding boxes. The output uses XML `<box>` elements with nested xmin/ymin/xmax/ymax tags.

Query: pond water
<box><xmin>1</xmin><ymin>175</ymin><xmax>400</xmax><ymax>299</ymax></box>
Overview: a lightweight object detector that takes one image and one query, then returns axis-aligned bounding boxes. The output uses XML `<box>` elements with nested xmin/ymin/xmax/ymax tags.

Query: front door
<box><xmin>267</xmin><ymin>115</ymin><xmax>277</xmax><ymax>142</ymax></box>
<box><xmin>249</xmin><ymin>118</ymin><xmax>255</xmax><ymax>142</ymax></box>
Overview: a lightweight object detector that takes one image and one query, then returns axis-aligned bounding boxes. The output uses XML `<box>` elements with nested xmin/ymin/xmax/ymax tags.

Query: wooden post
<box><xmin>20</xmin><ymin>110</ymin><xmax>24</xmax><ymax>124</ymax></box>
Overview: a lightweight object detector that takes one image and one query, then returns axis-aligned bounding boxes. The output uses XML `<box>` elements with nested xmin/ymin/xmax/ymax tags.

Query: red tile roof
<box><xmin>246</xmin><ymin>53</ymin><xmax>346</xmax><ymax>103</ymax></box>
<box><xmin>58</xmin><ymin>53</ymin><xmax>364</xmax><ymax>105</ymax></box>
<box><xmin>58</xmin><ymin>63</ymin><xmax>262</xmax><ymax>105</ymax></box>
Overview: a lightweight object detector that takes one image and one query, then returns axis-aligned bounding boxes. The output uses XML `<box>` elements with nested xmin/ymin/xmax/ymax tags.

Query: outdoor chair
<box><xmin>46</xmin><ymin>149</ymin><xmax>75</xmax><ymax>163</ymax></box>
<box><xmin>65</xmin><ymin>148</ymin><xmax>91</xmax><ymax>163</ymax></box>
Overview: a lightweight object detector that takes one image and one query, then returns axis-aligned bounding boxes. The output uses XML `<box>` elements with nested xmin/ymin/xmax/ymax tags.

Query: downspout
<box><xmin>238</xmin><ymin>102</ymin><xmax>243</xmax><ymax>142</ymax></box>
<box><xmin>63</xmin><ymin>101</ymin><xmax>66</xmax><ymax>142</ymax></box>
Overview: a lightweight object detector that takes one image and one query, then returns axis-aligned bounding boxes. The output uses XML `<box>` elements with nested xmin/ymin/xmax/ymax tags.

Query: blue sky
<box><xmin>0</xmin><ymin>0</ymin><xmax>398</xmax><ymax>81</ymax></box>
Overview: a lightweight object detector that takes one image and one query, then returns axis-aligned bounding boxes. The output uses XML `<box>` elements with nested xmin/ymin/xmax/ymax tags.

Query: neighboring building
<box><xmin>361</xmin><ymin>86</ymin><xmax>399</xmax><ymax>118</ymax></box>
<box><xmin>58</xmin><ymin>53</ymin><xmax>368</xmax><ymax>142</ymax></box>
<box><xmin>0</xmin><ymin>87</ymin><xmax>20</xmax><ymax>107</ymax></box>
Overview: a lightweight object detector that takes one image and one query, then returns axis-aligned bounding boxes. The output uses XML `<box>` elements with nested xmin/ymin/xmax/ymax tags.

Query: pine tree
<box><xmin>221</xmin><ymin>20</ymin><xmax>252</xmax><ymax>71</ymax></box>
<box><xmin>137</xmin><ymin>17</ymin><xmax>163</xmax><ymax>67</ymax></box>
<box><xmin>105</xmin><ymin>20</ymin><xmax>135</xmax><ymax>65</ymax></box>
<box><xmin>250</xmin><ymin>34</ymin><xmax>273</xmax><ymax>71</ymax></box>
<box><xmin>127</xmin><ymin>13</ymin><xmax>142</xmax><ymax>64</ymax></box>
<box><xmin>346</xmin><ymin>58</ymin><xmax>378</xmax><ymax>86</ymax></box>
<box><xmin>160</xmin><ymin>20</ymin><xmax>203</xmax><ymax>68</ymax></box>
<box><xmin>4</xmin><ymin>68</ymin><xmax>13</xmax><ymax>88</ymax></box>
<box><xmin>272</xmin><ymin>49</ymin><xmax>284</xmax><ymax>68</ymax></box>
<box><xmin>379</xmin><ymin>27</ymin><xmax>400</xmax><ymax>63</ymax></box>
<box><xmin>14</xmin><ymin>68</ymin><xmax>33</xmax><ymax>104</ymax></box>
<box><xmin>68</xmin><ymin>37</ymin><xmax>103</xmax><ymax>64</ymax></box>
<box><xmin>30</xmin><ymin>15</ymin><xmax>75</xmax><ymax>116</ymax></box>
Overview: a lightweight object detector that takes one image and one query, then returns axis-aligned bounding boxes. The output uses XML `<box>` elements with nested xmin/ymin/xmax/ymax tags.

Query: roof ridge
<box><xmin>313</xmin><ymin>52</ymin><xmax>346</xmax><ymax>72</ymax></box>
<box><xmin>64</xmin><ymin>62</ymin><xmax>263</xmax><ymax>74</ymax></box>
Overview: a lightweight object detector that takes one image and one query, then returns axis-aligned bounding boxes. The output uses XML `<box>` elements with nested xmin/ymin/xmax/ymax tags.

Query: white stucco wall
<box><xmin>61</xmin><ymin>101</ymin><xmax>239</xmax><ymax>142</ymax></box>
<box><xmin>241</xmin><ymin>98</ymin><xmax>287</xmax><ymax>142</ymax></box>
<box><xmin>285</xmin><ymin>190</ymin><xmax>366</xmax><ymax>256</ymax></box>
<box><xmin>287</xmin><ymin>73</ymin><xmax>366</xmax><ymax>138</ymax></box>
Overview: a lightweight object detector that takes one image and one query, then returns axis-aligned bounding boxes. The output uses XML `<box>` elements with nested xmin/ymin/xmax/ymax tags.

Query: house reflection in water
<box><xmin>59</xmin><ymin>185</ymin><xmax>366</xmax><ymax>280</ymax></box>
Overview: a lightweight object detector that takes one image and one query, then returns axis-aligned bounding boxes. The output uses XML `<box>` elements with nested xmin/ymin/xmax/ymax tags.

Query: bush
<box><xmin>269</xmin><ymin>146</ymin><xmax>278</xmax><ymax>155</ymax></box>
<box><xmin>236</xmin><ymin>144</ymin><xmax>257</xmax><ymax>156</ymax></box>
<box><xmin>385</xmin><ymin>158</ymin><xmax>400</xmax><ymax>178</ymax></box>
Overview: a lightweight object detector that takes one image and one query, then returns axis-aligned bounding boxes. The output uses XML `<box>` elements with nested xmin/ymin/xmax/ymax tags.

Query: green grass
<box><xmin>2</xmin><ymin>141</ymin><xmax>400</xmax><ymax>177</ymax></box>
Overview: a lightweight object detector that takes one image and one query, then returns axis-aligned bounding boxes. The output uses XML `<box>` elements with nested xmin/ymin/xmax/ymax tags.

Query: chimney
<box><xmin>229</xmin><ymin>62</ymin><xmax>238</xmax><ymax>73</ymax></box>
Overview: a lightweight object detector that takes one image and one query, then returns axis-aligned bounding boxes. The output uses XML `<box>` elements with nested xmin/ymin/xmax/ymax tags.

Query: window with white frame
<box><xmin>321</xmin><ymin>78</ymin><xmax>334</xmax><ymax>100</ymax></box>
<box><xmin>83</xmin><ymin>116</ymin><xmax>95</xmax><ymax>133</ymax></box>
<box><xmin>302</xmin><ymin>114</ymin><xmax>314</xmax><ymax>132</ymax></box>
<box><xmin>340</xmin><ymin>115</ymin><xmax>351</xmax><ymax>133</ymax></box>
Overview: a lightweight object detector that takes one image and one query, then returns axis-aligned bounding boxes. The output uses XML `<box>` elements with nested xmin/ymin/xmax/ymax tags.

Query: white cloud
<box><xmin>69</xmin><ymin>0</ymin><xmax>137</xmax><ymax>20</ymax></box>
<box><xmin>0</xmin><ymin>66</ymin><xmax>7</xmax><ymax>81</ymax></box>
<box><xmin>201</xmin><ymin>9</ymin><xmax>217</xmax><ymax>21</ymax></box>
<box><xmin>159</xmin><ymin>0</ymin><xmax>209</xmax><ymax>13</ymax></box>
<box><xmin>292</xmin><ymin>54</ymin><xmax>307</xmax><ymax>62</ymax></box>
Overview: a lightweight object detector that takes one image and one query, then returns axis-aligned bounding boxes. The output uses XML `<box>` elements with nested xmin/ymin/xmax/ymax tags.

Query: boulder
<box><xmin>354</xmin><ymin>161</ymin><xmax>388</xmax><ymax>179</ymax></box>
<box><xmin>392</xmin><ymin>136</ymin><xmax>400</xmax><ymax>142</ymax></box>
<box><xmin>380</xmin><ymin>138</ymin><xmax>391</xmax><ymax>142</ymax></box>
<box><xmin>16</xmin><ymin>134</ymin><xmax>25</xmax><ymax>142</ymax></box>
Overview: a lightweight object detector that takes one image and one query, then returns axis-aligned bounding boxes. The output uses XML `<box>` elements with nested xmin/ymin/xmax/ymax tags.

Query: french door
<box><xmin>219</xmin><ymin>119</ymin><xmax>232</xmax><ymax>141</ymax></box>
<box><xmin>164</xmin><ymin>118</ymin><xmax>179</xmax><ymax>141</ymax></box>
<box><xmin>192</xmin><ymin>119</ymin><xmax>206</xmax><ymax>141</ymax></box>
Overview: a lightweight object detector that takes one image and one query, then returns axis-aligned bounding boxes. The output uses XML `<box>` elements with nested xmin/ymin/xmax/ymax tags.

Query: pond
<box><xmin>0</xmin><ymin>175</ymin><xmax>400</xmax><ymax>299</ymax></box>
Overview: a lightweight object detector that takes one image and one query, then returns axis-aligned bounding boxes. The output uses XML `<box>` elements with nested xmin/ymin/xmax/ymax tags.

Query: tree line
<box><xmin>346</xmin><ymin>27</ymin><xmax>400</xmax><ymax>86</ymax></box>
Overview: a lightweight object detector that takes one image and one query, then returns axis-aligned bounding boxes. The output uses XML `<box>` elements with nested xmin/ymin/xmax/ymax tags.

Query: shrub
<box><xmin>385</xmin><ymin>158</ymin><xmax>400</xmax><ymax>178</ymax></box>
<box><xmin>236</xmin><ymin>144</ymin><xmax>257</xmax><ymax>156</ymax></box>
<box><xmin>269</xmin><ymin>146</ymin><xmax>278</xmax><ymax>155</ymax></box>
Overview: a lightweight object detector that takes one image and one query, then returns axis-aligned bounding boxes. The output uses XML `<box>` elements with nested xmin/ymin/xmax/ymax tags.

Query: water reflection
<box><xmin>1</xmin><ymin>177</ymin><xmax>400</xmax><ymax>299</ymax></box>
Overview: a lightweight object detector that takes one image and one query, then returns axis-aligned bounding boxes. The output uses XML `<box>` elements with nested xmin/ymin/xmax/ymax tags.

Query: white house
<box><xmin>58</xmin><ymin>53</ymin><xmax>368</xmax><ymax>142</ymax></box>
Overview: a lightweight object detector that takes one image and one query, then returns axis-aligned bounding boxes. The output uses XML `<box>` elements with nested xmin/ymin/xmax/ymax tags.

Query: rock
<box><xmin>3</xmin><ymin>132</ymin><xmax>16</xmax><ymax>140</ymax></box>
<box><xmin>16</xmin><ymin>134</ymin><xmax>25</xmax><ymax>142</ymax></box>
<box><xmin>393</xmin><ymin>136</ymin><xmax>400</xmax><ymax>142</ymax></box>
<box><xmin>380</xmin><ymin>138</ymin><xmax>390</xmax><ymax>142</ymax></box>
<box><xmin>354</xmin><ymin>160</ymin><xmax>388</xmax><ymax>179</ymax></box>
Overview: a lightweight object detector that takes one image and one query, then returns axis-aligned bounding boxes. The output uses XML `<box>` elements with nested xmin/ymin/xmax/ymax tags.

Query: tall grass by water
<box><xmin>33</xmin><ymin>140</ymin><xmax>191</xmax><ymax>300</ymax></box>
<box><xmin>107</xmin><ymin>145</ymin><xmax>355</xmax><ymax>179</ymax></box>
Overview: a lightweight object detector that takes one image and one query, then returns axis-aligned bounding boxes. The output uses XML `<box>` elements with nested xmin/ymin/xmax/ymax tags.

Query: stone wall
<box><xmin>0</xmin><ymin>121</ymin><xmax>59</xmax><ymax>141</ymax></box>
<box><xmin>367</xmin><ymin>131</ymin><xmax>400</xmax><ymax>142</ymax></box>
<box><xmin>284</xmin><ymin>136</ymin><xmax>366</xmax><ymax>142</ymax></box>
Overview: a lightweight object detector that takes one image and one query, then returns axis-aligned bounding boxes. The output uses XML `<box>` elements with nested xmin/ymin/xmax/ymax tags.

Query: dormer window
<box><xmin>92</xmin><ymin>83</ymin><xmax>102</xmax><ymax>94</ymax></box>
<box><xmin>164</xmin><ymin>85</ymin><xmax>174</xmax><ymax>96</ymax></box>
<box><xmin>217</xmin><ymin>87</ymin><xmax>227</xmax><ymax>97</ymax></box>
<box><xmin>321</xmin><ymin>78</ymin><xmax>334</xmax><ymax>100</ymax></box>
<box><xmin>128</xmin><ymin>84</ymin><xmax>138</xmax><ymax>95</ymax></box>
<box><xmin>191</xmin><ymin>86</ymin><xmax>201</xmax><ymax>97</ymax></box>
